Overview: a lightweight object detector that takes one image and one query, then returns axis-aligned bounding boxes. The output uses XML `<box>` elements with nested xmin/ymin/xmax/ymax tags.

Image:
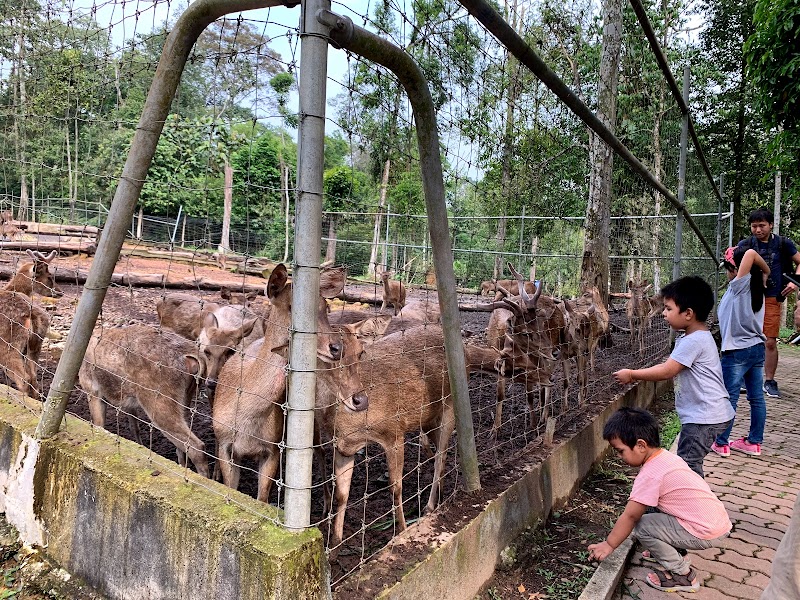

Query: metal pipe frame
<box><xmin>35</xmin><ymin>0</ymin><xmax>301</xmax><ymax>437</ymax></box>
<box><xmin>457</xmin><ymin>0</ymin><xmax>717</xmax><ymax>262</ymax></box>
<box><xmin>628</xmin><ymin>0</ymin><xmax>725</xmax><ymax>209</ymax></box>
<box><xmin>317</xmin><ymin>9</ymin><xmax>481</xmax><ymax>493</ymax></box>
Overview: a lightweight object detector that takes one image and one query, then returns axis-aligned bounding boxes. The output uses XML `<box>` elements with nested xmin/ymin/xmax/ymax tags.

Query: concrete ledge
<box><xmin>578</xmin><ymin>537</ymin><xmax>634</xmax><ymax>600</ymax></box>
<box><xmin>361</xmin><ymin>379</ymin><xmax>671</xmax><ymax>600</ymax></box>
<box><xmin>0</xmin><ymin>387</ymin><xmax>329</xmax><ymax>600</ymax></box>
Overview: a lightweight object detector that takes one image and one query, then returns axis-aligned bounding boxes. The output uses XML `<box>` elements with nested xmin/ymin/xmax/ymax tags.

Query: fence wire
<box><xmin>0</xmin><ymin>0</ymin><xmax>737</xmax><ymax>589</ymax></box>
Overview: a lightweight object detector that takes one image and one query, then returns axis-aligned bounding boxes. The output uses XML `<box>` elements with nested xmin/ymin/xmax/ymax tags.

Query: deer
<box><xmin>0</xmin><ymin>250</ymin><xmax>62</xmax><ymax>400</ymax></box>
<box><xmin>380</xmin><ymin>269</ymin><xmax>406</xmax><ymax>315</ymax></box>
<box><xmin>396</xmin><ymin>298</ymin><xmax>441</xmax><ymax>324</ymax></box>
<box><xmin>79</xmin><ymin>325</ymin><xmax>210</xmax><ymax>477</ymax></box>
<box><xmin>627</xmin><ymin>279</ymin><xmax>656</xmax><ymax>356</ymax></box>
<box><xmin>319</xmin><ymin>324</ymin><xmax>498</xmax><ymax>558</ymax></box>
<box><xmin>212</xmin><ymin>264</ymin><xmax>389</xmax><ymax>504</ymax></box>
<box><xmin>157</xmin><ymin>291</ymin><xmax>261</xmax><ymax>400</ymax></box>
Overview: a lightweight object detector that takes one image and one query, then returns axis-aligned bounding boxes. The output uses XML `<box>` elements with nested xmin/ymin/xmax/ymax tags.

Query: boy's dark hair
<box><xmin>660</xmin><ymin>275</ymin><xmax>714</xmax><ymax>321</ymax></box>
<box><xmin>733</xmin><ymin>246</ymin><xmax>766</xmax><ymax>313</ymax></box>
<box><xmin>748</xmin><ymin>207</ymin><xmax>774</xmax><ymax>224</ymax></box>
<box><xmin>603</xmin><ymin>407</ymin><xmax>660</xmax><ymax>449</ymax></box>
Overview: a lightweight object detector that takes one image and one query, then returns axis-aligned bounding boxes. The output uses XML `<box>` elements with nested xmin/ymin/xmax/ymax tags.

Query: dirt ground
<box><xmin>1</xmin><ymin>248</ymin><xmax>673</xmax><ymax>596</ymax></box>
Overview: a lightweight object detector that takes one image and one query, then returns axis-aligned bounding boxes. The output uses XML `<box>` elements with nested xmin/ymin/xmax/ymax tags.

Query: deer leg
<box><xmin>313</xmin><ymin>426</ymin><xmax>332</xmax><ymax>516</ymax></box>
<box><xmin>256</xmin><ymin>447</ymin><xmax>280</xmax><ymax>503</ymax></box>
<box><xmin>383</xmin><ymin>437</ymin><xmax>406</xmax><ymax>531</ymax></box>
<box><xmin>425</xmin><ymin>407</ymin><xmax>455</xmax><ymax>514</ymax></box>
<box><xmin>536</xmin><ymin>384</ymin><xmax>552</xmax><ymax>429</ymax></box>
<box><xmin>492</xmin><ymin>374</ymin><xmax>507</xmax><ymax>436</ymax></box>
<box><xmin>86</xmin><ymin>391</ymin><xmax>107</xmax><ymax>429</ymax></box>
<box><xmin>561</xmin><ymin>359</ymin><xmax>571</xmax><ymax>414</ymax></box>
<box><xmin>217</xmin><ymin>442</ymin><xmax>241</xmax><ymax>491</ymax></box>
<box><xmin>576</xmin><ymin>353</ymin><xmax>588</xmax><ymax>406</ymax></box>
<box><xmin>160</xmin><ymin>427</ymin><xmax>209</xmax><ymax>479</ymax></box>
<box><xmin>330</xmin><ymin>450</ymin><xmax>357</xmax><ymax>557</ymax></box>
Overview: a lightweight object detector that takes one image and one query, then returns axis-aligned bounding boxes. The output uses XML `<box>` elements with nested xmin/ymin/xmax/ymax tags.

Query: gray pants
<box><xmin>634</xmin><ymin>512</ymin><xmax>729</xmax><ymax>573</ymax></box>
<box><xmin>761</xmin><ymin>493</ymin><xmax>800</xmax><ymax>599</ymax></box>
<box><xmin>678</xmin><ymin>421</ymin><xmax>732</xmax><ymax>478</ymax></box>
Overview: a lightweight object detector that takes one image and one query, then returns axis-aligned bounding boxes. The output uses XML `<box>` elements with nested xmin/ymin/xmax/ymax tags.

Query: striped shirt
<box><xmin>630</xmin><ymin>449</ymin><xmax>731</xmax><ymax>540</ymax></box>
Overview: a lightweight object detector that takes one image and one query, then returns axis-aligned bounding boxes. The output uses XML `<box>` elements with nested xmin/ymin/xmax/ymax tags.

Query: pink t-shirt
<box><xmin>630</xmin><ymin>449</ymin><xmax>731</xmax><ymax>540</ymax></box>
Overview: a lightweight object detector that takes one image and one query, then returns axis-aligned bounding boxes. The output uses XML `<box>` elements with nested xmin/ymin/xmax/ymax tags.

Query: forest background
<box><xmin>0</xmin><ymin>0</ymin><xmax>798</xmax><ymax>291</ymax></box>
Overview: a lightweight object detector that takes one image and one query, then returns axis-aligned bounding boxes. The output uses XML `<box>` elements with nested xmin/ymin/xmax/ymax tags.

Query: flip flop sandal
<box><xmin>641</xmin><ymin>548</ymin><xmax>688</xmax><ymax>563</ymax></box>
<box><xmin>645</xmin><ymin>568</ymin><xmax>700</xmax><ymax>593</ymax></box>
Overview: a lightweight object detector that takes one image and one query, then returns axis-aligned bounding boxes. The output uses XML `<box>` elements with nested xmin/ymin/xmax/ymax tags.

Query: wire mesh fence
<box><xmin>0</xmin><ymin>0</ymin><xmax>746</xmax><ymax>591</ymax></box>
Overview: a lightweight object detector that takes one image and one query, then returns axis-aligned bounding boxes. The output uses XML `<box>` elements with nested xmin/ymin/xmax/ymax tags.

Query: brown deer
<box><xmin>79</xmin><ymin>325</ymin><xmax>210</xmax><ymax>477</ymax></box>
<box><xmin>483</xmin><ymin>266</ymin><xmax>564</xmax><ymax>433</ymax></box>
<box><xmin>396</xmin><ymin>298</ymin><xmax>441</xmax><ymax>324</ymax></box>
<box><xmin>212</xmin><ymin>264</ymin><xmax>387</xmax><ymax>503</ymax></box>
<box><xmin>0</xmin><ymin>250</ymin><xmax>62</xmax><ymax>399</ymax></box>
<box><xmin>627</xmin><ymin>279</ymin><xmax>655</xmax><ymax>356</ymax></box>
<box><xmin>319</xmin><ymin>325</ymin><xmax>497</xmax><ymax>557</ymax></box>
<box><xmin>380</xmin><ymin>269</ymin><xmax>406</xmax><ymax>315</ymax></box>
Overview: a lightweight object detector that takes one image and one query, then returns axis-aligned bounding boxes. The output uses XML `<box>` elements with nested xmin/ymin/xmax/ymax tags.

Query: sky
<box><xmin>70</xmin><ymin>0</ymin><xmax>375</xmax><ymax>133</ymax></box>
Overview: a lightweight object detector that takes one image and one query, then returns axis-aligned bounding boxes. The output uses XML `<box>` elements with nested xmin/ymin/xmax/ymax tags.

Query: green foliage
<box><xmin>746</xmin><ymin>0</ymin><xmax>800</xmax><ymax>131</ymax></box>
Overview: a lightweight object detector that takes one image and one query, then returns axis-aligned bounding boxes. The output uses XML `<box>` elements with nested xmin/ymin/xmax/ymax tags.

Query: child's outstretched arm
<box><xmin>588</xmin><ymin>499</ymin><xmax>647</xmax><ymax>561</ymax></box>
<box><xmin>614</xmin><ymin>358</ymin><xmax>684</xmax><ymax>385</ymax></box>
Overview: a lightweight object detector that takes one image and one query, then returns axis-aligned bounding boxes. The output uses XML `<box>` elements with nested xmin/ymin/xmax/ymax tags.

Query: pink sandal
<box><xmin>645</xmin><ymin>568</ymin><xmax>700</xmax><ymax>592</ymax></box>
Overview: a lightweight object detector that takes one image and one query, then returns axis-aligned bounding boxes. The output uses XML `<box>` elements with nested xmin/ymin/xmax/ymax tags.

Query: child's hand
<box><xmin>614</xmin><ymin>369</ymin><xmax>634</xmax><ymax>385</ymax></box>
<box><xmin>588</xmin><ymin>540</ymin><xmax>614</xmax><ymax>562</ymax></box>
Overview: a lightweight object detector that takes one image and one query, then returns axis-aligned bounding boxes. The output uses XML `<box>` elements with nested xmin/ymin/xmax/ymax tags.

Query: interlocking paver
<box><xmin>620</xmin><ymin>351</ymin><xmax>800</xmax><ymax>599</ymax></box>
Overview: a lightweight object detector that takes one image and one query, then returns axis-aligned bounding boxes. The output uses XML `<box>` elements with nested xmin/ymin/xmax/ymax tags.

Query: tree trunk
<box><xmin>325</xmin><ymin>215</ymin><xmax>337</xmax><ymax>264</ymax></box>
<box><xmin>582</xmin><ymin>0</ymin><xmax>623</xmax><ymax>304</ymax></box>
<box><xmin>14</xmin><ymin>31</ymin><xmax>29</xmax><ymax>222</ymax></box>
<box><xmin>219</xmin><ymin>163</ymin><xmax>233</xmax><ymax>253</ymax></box>
<box><xmin>369</xmin><ymin>157</ymin><xmax>391</xmax><ymax>278</ymax></box>
<box><xmin>495</xmin><ymin>0</ymin><xmax>521</xmax><ymax>281</ymax></box>
<box><xmin>65</xmin><ymin>108</ymin><xmax>74</xmax><ymax>219</ymax></box>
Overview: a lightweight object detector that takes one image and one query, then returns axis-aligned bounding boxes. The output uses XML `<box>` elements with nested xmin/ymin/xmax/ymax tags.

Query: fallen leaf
<box><xmin>518</xmin><ymin>584</ymin><xmax>526</xmax><ymax>593</ymax></box>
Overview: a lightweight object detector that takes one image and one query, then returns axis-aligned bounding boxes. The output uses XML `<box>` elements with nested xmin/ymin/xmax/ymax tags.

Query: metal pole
<box><xmin>171</xmin><ymin>205</ymin><xmax>183</xmax><ymax>245</ymax></box>
<box><xmin>283</xmin><ymin>0</ymin><xmax>330</xmax><ymax>531</ymax></box>
<box><xmin>672</xmin><ymin>67</ymin><xmax>689</xmax><ymax>281</ymax></box>
<box><xmin>713</xmin><ymin>173</ymin><xmax>725</xmax><ymax>315</ymax></box>
<box><xmin>35</xmin><ymin>0</ymin><xmax>299</xmax><ymax>440</ymax></box>
<box><xmin>457</xmin><ymin>0</ymin><xmax>716</xmax><ymax>262</ymax></box>
<box><xmin>729</xmin><ymin>201</ymin><xmax>734</xmax><ymax>247</ymax></box>
<box><xmin>320</xmin><ymin>10</ymin><xmax>481</xmax><ymax>493</ymax></box>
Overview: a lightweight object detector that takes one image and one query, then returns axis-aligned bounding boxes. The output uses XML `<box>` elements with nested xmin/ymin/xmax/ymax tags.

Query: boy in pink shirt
<box><xmin>588</xmin><ymin>408</ymin><xmax>731</xmax><ymax>593</ymax></box>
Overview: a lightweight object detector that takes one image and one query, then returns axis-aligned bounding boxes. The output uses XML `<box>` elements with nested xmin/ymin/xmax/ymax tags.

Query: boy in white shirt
<box><xmin>614</xmin><ymin>276</ymin><xmax>735</xmax><ymax>477</ymax></box>
<box><xmin>588</xmin><ymin>408</ymin><xmax>731</xmax><ymax>593</ymax></box>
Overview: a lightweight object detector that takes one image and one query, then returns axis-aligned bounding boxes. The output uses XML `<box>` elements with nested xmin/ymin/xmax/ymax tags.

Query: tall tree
<box><xmin>582</xmin><ymin>0</ymin><xmax>624</xmax><ymax>301</ymax></box>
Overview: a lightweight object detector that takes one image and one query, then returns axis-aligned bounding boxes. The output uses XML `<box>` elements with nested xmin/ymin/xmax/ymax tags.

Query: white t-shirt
<box><xmin>718</xmin><ymin>274</ymin><xmax>766</xmax><ymax>351</ymax></box>
<box><xmin>670</xmin><ymin>330</ymin><xmax>735</xmax><ymax>425</ymax></box>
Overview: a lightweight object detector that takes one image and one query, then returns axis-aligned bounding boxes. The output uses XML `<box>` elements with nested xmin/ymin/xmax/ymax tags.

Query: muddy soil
<box><xmin>1</xmin><ymin>250</ymin><xmax>672</xmax><ymax>595</ymax></box>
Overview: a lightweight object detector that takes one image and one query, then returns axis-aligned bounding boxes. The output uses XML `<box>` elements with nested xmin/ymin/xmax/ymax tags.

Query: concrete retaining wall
<box><xmin>370</xmin><ymin>380</ymin><xmax>671</xmax><ymax>599</ymax></box>
<box><xmin>0</xmin><ymin>387</ymin><xmax>329</xmax><ymax>600</ymax></box>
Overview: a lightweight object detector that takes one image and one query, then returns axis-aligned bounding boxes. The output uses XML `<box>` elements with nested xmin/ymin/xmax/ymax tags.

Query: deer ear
<box><xmin>267</xmin><ymin>264</ymin><xmax>289</xmax><ymax>299</ymax></box>
<box><xmin>203</xmin><ymin>311</ymin><xmax>219</xmax><ymax>330</ymax></box>
<box><xmin>320</xmin><ymin>266</ymin><xmax>345</xmax><ymax>299</ymax></box>
<box><xmin>184</xmin><ymin>355</ymin><xmax>203</xmax><ymax>377</ymax></box>
<box><xmin>353</xmin><ymin>314</ymin><xmax>392</xmax><ymax>341</ymax></box>
<box><xmin>241</xmin><ymin>317</ymin><xmax>258</xmax><ymax>337</ymax></box>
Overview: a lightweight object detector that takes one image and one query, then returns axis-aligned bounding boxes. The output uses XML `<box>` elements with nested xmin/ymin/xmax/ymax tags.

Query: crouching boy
<box><xmin>588</xmin><ymin>408</ymin><xmax>731</xmax><ymax>593</ymax></box>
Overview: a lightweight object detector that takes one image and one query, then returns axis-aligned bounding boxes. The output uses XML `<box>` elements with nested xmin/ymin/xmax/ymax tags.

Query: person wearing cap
<box><xmin>736</xmin><ymin>208</ymin><xmax>800</xmax><ymax>398</ymax></box>
<box><xmin>711</xmin><ymin>247</ymin><xmax>770</xmax><ymax>458</ymax></box>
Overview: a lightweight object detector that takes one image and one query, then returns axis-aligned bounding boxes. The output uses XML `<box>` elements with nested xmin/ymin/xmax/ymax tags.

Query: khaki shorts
<box><xmin>763</xmin><ymin>297</ymin><xmax>781</xmax><ymax>338</ymax></box>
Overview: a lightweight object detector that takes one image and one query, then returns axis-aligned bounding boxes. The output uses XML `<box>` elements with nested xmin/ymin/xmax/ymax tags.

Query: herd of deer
<box><xmin>0</xmin><ymin>251</ymin><xmax>666</xmax><ymax>556</ymax></box>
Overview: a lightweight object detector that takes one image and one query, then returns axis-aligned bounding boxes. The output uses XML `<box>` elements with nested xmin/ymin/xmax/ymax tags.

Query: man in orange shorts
<box><xmin>737</xmin><ymin>208</ymin><xmax>800</xmax><ymax>398</ymax></box>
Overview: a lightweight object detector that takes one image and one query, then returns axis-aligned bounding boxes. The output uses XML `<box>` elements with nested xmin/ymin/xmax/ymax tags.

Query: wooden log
<box><xmin>18</xmin><ymin>221</ymin><xmax>99</xmax><ymax>236</ymax></box>
<box><xmin>0</xmin><ymin>240</ymin><xmax>96</xmax><ymax>254</ymax></box>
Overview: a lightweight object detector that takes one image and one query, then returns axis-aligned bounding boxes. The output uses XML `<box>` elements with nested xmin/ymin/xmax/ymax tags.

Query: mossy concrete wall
<box><xmin>369</xmin><ymin>380</ymin><xmax>671</xmax><ymax>600</ymax></box>
<box><xmin>0</xmin><ymin>387</ymin><xmax>330</xmax><ymax>600</ymax></box>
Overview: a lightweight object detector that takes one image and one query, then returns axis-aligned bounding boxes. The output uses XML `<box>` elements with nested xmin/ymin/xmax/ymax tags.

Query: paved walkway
<box><xmin>621</xmin><ymin>348</ymin><xmax>800</xmax><ymax>599</ymax></box>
